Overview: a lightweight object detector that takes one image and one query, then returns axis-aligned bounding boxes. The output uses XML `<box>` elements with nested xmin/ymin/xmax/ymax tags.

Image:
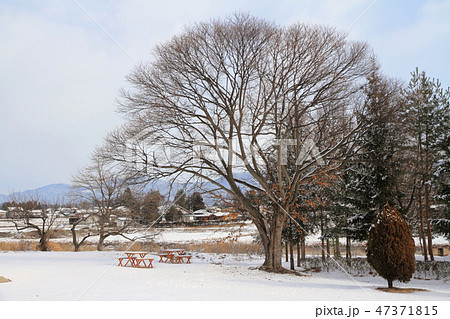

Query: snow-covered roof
<box><xmin>213</xmin><ymin>212</ymin><xmax>230</xmax><ymax>217</ymax></box>
<box><xmin>193</xmin><ymin>209</ymin><xmax>209</xmax><ymax>215</ymax></box>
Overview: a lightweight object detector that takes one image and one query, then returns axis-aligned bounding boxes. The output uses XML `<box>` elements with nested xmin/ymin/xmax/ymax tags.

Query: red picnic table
<box><xmin>158</xmin><ymin>249</ymin><xmax>184</xmax><ymax>263</ymax></box>
<box><xmin>158</xmin><ymin>249</ymin><xmax>192</xmax><ymax>264</ymax></box>
<box><xmin>118</xmin><ymin>252</ymin><xmax>154</xmax><ymax>268</ymax></box>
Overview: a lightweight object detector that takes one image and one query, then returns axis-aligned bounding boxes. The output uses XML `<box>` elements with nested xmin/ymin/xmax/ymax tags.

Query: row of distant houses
<box><xmin>0</xmin><ymin>206</ymin><xmax>131</xmax><ymax>228</ymax></box>
<box><xmin>0</xmin><ymin>205</ymin><xmax>244</xmax><ymax>226</ymax></box>
<box><xmin>161</xmin><ymin>205</ymin><xmax>242</xmax><ymax>223</ymax></box>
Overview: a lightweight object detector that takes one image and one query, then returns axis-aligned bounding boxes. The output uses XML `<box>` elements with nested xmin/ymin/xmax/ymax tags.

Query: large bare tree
<box><xmin>104</xmin><ymin>14</ymin><xmax>372</xmax><ymax>271</ymax></box>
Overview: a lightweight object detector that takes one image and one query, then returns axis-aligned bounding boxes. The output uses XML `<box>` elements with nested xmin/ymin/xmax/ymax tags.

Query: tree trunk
<box><xmin>424</xmin><ymin>130</ymin><xmax>434</xmax><ymax>261</ymax></box>
<box><xmin>71</xmin><ymin>226</ymin><xmax>80</xmax><ymax>252</ymax></box>
<box><xmin>346</xmin><ymin>236</ymin><xmax>352</xmax><ymax>262</ymax></box>
<box><xmin>345</xmin><ymin>211</ymin><xmax>351</xmax><ymax>261</ymax></box>
<box><xmin>260</xmin><ymin>212</ymin><xmax>285</xmax><ymax>271</ymax></box>
<box><xmin>418</xmin><ymin>185</ymin><xmax>428</xmax><ymax>261</ymax></box>
<box><xmin>285</xmin><ymin>241</ymin><xmax>288</xmax><ymax>262</ymax></box>
<box><xmin>425</xmin><ymin>185</ymin><xmax>434</xmax><ymax>261</ymax></box>
<box><xmin>97</xmin><ymin>234</ymin><xmax>106</xmax><ymax>251</ymax></box>
<box><xmin>39</xmin><ymin>234</ymin><xmax>50</xmax><ymax>251</ymax></box>
<box><xmin>301</xmin><ymin>237</ymin><xmax>306</xmax><ymax>261</ymax></box>
<box><xmin>296</xmin><ymin>243</ymin><xmax>300</xmax><ymax>267</ymax></box>
<box><xmin>320</xmin><ymin>216</ymin><xmax>325</xmax><ymax>262</ymax></box>
<box><xmin>289</xmin><ymin>241</ymin><xmax>295</xmax><ymax>270</ymax></box>
<box><xmin>388</xmin><ymin>279</ymin><xmax>393</xmax><ymax>288</ymax></box>
<box><xmin>334</xmin><ymin>236</ymin><xmax>341</xmax><ymax>257</ymax></box>
<box><xmin>326</xmin><ymin>238</ymin><xmax>330</xmax><ymax>259</ymax></box>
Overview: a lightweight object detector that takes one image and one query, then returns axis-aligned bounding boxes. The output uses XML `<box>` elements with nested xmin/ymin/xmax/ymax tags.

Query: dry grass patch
<box><xmin>115</xmin><ymin>241</ymin><xmax>161</xmax><ymax>252</ymax></box>
<box><xmin>304</xmin><ymin>244</ymin><xmax>366</xmax><ymax>257</ymax></box>
<box><xmin>0</xmin><ymin>241</ymin><xmax>35</xmax><ymax>251</ymax></box>
<box><xmin>183</xmin><ymin>241</ymin><xmax>264</xmax><ymax>255</ymax></box>
<box><xmin>0</xmin><ymin>240</ymin><xmax>99</xmax><ymax>252</ymax></box>
<box><xmin>114</xmin><ymin>241</ymin><xmax>264</xmax><ymax>255</ymax></box>
<box><xmin>376</xmin><ymin>287</ymin><xmax>429</xmax><ymax>294</ymax></box>
<box><xmin>0</xmin><ymin>276</ymin><xmax>11</xmax><ymax>283</ymax></box>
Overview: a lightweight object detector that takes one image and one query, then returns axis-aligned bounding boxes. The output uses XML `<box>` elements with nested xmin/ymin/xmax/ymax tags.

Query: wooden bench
<box><xmin>118</xmin><ymin>257</ymin><xmax>136</xmax><ymax>267</ymax></box>
<box><xmin>158</xmin><ymin>253</ymin><xmax>176</xmax><ymax>263</ymax></box>
<box><xmin>158</xmin><ymin>253</ymin><xmax>168</xmax><ymax>262</ymax></box>
<box><xmin>134</xmin><ymin>258</ymin><xmax>154</xmax><ymax>268</ymax></box>
<box><xmin>174</xmin><ymin>254</ymin><xmax>192</xmax><ymax>264</ymax></box>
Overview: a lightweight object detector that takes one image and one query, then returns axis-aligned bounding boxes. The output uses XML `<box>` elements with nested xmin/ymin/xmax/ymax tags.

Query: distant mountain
<box><xmin>0</xmin><ymin>172</ymin><xmax>257</xmax><ymax>205</ymax></box>
<box><xmin>0</xmin><ymin>184</ymin><xmax>73</xmax><ymax>204</ymax></box>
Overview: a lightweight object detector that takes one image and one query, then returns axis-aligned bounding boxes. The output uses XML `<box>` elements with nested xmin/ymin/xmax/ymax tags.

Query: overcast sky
<box><xmin>1</xmin><ymin>0</ymin><xmax>449</xmax><ymax>194</ymax></box>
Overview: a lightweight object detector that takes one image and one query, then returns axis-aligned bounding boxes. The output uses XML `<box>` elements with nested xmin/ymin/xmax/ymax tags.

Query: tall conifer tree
<box><xmin>344</xmin><ymin>64</ymin><xmax>403</xmax><ymax>241</ymax></box>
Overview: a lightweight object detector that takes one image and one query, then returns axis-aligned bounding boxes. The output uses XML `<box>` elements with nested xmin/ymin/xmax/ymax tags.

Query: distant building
<box><xmin>5</xmin><ymin>206</ymin><xmax>23</xmax><ymax>219</ymax></box>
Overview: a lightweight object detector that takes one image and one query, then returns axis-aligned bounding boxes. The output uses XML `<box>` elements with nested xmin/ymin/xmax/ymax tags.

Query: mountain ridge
<box><xmin>0</xmin><ymin>172</ymin><xmax>256</xmax><ymax>205</ymax></box>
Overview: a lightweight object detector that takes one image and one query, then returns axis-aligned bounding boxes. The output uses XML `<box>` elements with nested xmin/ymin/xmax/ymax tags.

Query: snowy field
<box><xmin>0</xmin><ymin>251</ymin><xmax>449</xmax><ymax>301</ymax></box>
<box><xmin>1</xmin><ymin>219</ymin><xmax>449</xmax><ymax>304</ymax></box>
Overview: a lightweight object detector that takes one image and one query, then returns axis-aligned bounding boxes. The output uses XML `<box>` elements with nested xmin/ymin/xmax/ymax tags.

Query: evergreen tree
<box><xmin>186</xmin><ymin>192</ymin><xmax>206</xmax><ymax>211</ymax></box>
<box><xmin>345</xmin><ymin>65</ymin><xmax>403</xmax><ymax>241</ymax></box>
<box><xmin>367</xmin><ymin>203</ymin><xmax>415</xmax><ymax>288</ymax></box>
<box><xmin>140</xmin><ymin>190</ymin><xmax>165</xmax><ymax>224</ymax></box>
<box><xmin>430</xmin><ymin>85</ymin><xmax>450</xmax><ymax>239</ymax></box>
<box><xmin>119</xmin><ymin>188</ymin><xmax>134</xmax><ymax>206</ymax></box>
<box><xmin>165</xmin><ymin>206</ymin><xmax>181</xmax><ymax>222</ymax></box>
<box><xmin>173</xmin><ymin>189</ymin><xmax>186</xmax><ymax>208</ymax></box>
<box><xmin>401</xmin><ymin>69</ymin><xmax>449</xmax><ymax>259</ymax></box>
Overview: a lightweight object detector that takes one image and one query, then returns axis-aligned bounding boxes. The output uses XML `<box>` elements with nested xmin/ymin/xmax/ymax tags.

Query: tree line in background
<box><xmin>2</xmin><ymin>185</ymin><xmax>208</xmax><ymax>252</ymax></box>
<box><xmin>279</xmin><ymin>66</ymin><xmax>450</xmax><ymax>269</ymax></box>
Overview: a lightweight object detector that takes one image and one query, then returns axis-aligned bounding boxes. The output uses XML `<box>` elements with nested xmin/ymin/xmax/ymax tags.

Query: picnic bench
<box><xmin>134</xmin><ymin>258</ymin><xmax>154</xmax><ymax>268</ymax></box>
<box><xmin>158</xmin><ymin>249</ymin><xmax>192</xmax><ymax>264</ymax></box>
<box><xmin>118</xmin><ymin>252</ymin><xmax>154</xmax><ymax>268</ymax></box>
<box><xmin>118</xmin><ymin>249</ymin><xmax>191</xmax><ymax>267</ymax></box>
<box><xmin>158</xmin><ymin>249</ymin><xmax>184</xmax><ymax>263</ymax></box>
<box><xmin>174</xmin><ymin>254</ymin><xmax>192</xmax><ymax>264</ymax></box>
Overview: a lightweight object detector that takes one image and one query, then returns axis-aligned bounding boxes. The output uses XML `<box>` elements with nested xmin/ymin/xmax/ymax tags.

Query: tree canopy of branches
<box><xmin>102</xmin><ymin>13</ymin><xmax>372</xmax><ymax>271</ymax></box>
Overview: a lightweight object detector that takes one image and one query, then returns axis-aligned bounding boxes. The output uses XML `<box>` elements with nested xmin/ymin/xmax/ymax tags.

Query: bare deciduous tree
<box><xmin>103</xmin><ymin>14</ymin><xmax>372</xmax><ymax>271</ymax></box>
<box><xmin>9</xmin><ymin>194</ymin><xmax>60</xmax><ymax>251</ymax></box>
<box><xmin>72</xmin><ymin>154</ymin><xmax>135</xmax><ymax>251</ymax></box>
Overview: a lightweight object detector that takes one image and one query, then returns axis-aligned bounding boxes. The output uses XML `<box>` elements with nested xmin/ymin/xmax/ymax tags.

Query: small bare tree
<box><xmin>9</xmin><ymin>194</ymin><xmax>60</xmax><ymax>251</ymax></box>
<box><xmin>72</xmin><ymin>153</ymin><xmax>135</xmax><ymax>250</ymax></box>
<box><xmin>69</xmin><ymin>214</ymin><xmax>95</xmax><ymax>252</ymax></box>
<box><xmin>102</xmin><ymin>13</ymin><xmax>372</xmax><ymax>271</ymax></box>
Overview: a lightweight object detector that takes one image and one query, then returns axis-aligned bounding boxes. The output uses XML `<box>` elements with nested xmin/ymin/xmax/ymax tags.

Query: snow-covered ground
<box><xmin>0</xmin><ymin>251</ymin><xmax>448</xmax><ymax>301</ymax></box>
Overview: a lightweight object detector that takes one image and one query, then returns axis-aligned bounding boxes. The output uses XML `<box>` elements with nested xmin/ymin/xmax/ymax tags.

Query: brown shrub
<box><xmin>367</xmin><ymin>204</ymin><xmax>415</xmax><ymax>288</ymax></box>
